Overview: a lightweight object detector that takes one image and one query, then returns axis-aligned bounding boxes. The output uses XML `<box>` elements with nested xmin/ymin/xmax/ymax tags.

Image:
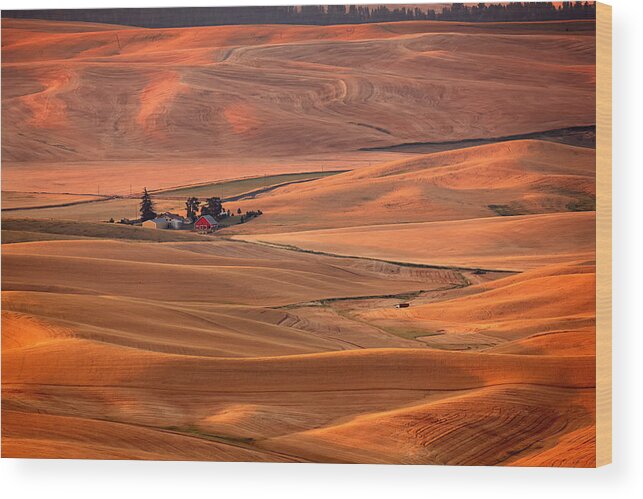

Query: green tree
<box><xmin>201</xmin><ymin>197</ymin><xmax>224</xmax><ymax>219</ymax></box>
<box><xmin>185</xmin><ymin>197</ymin><xmax>200</xmax><ymax>220</ymax></box>
<box><xmin>139</xmin><ymin>188</ymin><xmax>156</xmax><ymax>221</ymax></box>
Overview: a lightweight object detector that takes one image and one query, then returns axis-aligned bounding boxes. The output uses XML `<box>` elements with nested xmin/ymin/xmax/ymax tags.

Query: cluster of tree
<box><xmin>185</xmin><ymin>197</ymin><xmax>200</xmax><ymax>221</ymax></box>
<box><xmin>4</xmin><ymin>3</ymin><xmax>596</xmax><ymax>28</ymax></box>
<box><xmin>185</xmin><ymin>196</ymin><xmax>227</xmax><ymax>221</ymax></box>
<box><xmin>200</xmin><ymin>197</ymin><xmax>224</xmax><ymax>219</ymax></box>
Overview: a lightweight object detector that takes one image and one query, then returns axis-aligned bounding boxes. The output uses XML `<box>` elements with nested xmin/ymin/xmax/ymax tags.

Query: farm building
<box><xmin>160</xmin><ymin>212</ymin><xmax>185</xmax><ymax>222</ymax></box>
<box><xmin>142</xmin><ymin>217</ymin><xmax>169</xmax><ymax>229</ymax></box>
<box><xmin>160</xmin><ymin>212</ymin><xmax>188</xmax><ymax>229</ymax></box>
<box><xmin>194</xmin><ymin>215</ymin><xmax>218</xmax><ymax>233</ymax></box>
<box><xmin>169</xmin><ymin>219</ymin><xmax>185</xmax><ymax>230</ymax></box>
<box><xmin>142</xmin><ymin>213</ymin><xmax>189</xmax><ymax>230</ymax></box>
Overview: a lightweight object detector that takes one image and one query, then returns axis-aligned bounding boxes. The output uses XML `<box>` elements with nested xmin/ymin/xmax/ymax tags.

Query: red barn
<box><xmin>194</xmin><ymin>215</ymin><xmax>218</xmax><ymax>233</ymax></box>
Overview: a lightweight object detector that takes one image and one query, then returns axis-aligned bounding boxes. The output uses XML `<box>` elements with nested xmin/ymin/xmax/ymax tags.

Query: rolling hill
<box><xmin>2</xmin><ymin>18</ymin><xmax>595</xmax><ymax>194</ymax></box>
<box><xmin>1</xmin><ymin>16</ymin><xmax>598</xmax><ymax>465</ymax></box>
<box><xmin>228</xmin><ymin>139</ymin><xmax>596</xmax><ymax>234</ymax></box>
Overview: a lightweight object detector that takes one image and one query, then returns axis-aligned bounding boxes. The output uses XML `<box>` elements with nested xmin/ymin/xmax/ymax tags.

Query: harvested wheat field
<box><xmin>226</xmin><ymin>140</ymin><xmax>597</xmax><ymax>234</ymax></box>
<box><xmin>2</xmin><ymin>17</ymin><xmax>594</xmax><ymax>194</ymax></box>
<box><xmin>236</xmin><ymin>211</ymin><xmax>596</xmax><ymax>271</ymax></box>
<box><xmin>2</xmin><ymin>9</ymin><xmax>597</xmax><ymax>466</ymax></box>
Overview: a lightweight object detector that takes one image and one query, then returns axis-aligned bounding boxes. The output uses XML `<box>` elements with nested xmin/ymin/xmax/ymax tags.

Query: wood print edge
<box><xmin>596</xmin><ymin>0</ymin><xmax>612</xmax><ymax>468</ymax></box>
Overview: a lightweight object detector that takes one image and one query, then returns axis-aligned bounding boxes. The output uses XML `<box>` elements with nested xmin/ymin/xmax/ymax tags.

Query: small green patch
<box><xmin>379</xmin><ymin>326</ymin><xmax>444</xmax><ymax>341</ymax></box>
<box><xmin>155</xmin><ymin>171</ymin><xmax>344</xmax><ymax>199</ymax></box>
<box><xmin>487</xmin><ymin>204</ymin><xmax>529</xmax><ymax>216</ymax></box>
<box><xmin>566</xmin><ymin>195</ymin><xmax>596</xmax><ymax>212</ymax></box>
<box><xmin>318</xmin><ymin>289</ymin><xmax>424</xmax><ymax>305</ymax></box>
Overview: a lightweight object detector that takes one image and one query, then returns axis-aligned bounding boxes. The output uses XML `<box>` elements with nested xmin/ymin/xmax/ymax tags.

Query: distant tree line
<box><xmin>3</xmin><ymin>3</ymin><xmax>596</xmax><ymax>28</ymax></box>
<box><xmin>239</xmin><ymin>210</ymin><xmax>263</xmax><ymax>224</ymax></box>
<box><xmin>300</xmin><ymin>3</ymin><xmax>596</xmax><ymax>23</ymax></box>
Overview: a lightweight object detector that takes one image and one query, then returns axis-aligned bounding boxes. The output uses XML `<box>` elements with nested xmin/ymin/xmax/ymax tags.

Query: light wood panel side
<box><xmin>596</xmin><ymin>1</ymin><xmax>612</xmax><ymax>468</ymax></box>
